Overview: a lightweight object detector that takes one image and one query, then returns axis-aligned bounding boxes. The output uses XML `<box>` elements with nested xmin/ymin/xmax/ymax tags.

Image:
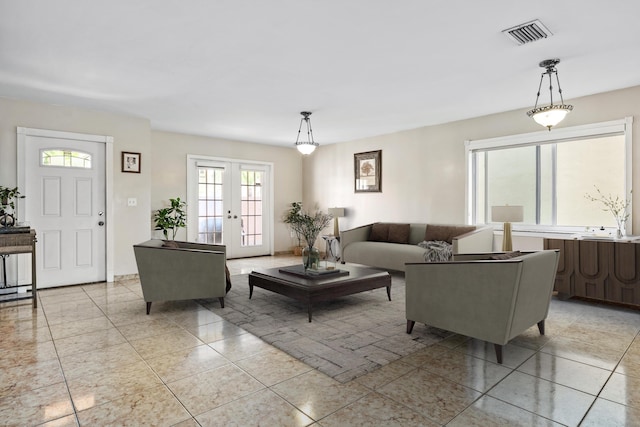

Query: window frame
<box><xmin>465</xmin><ymin>117</ymin><xmax>633</xmax><ymax>234</ymax></box>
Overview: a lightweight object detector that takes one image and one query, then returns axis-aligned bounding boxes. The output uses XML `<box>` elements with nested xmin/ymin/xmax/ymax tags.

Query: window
<box><xmin>41</xmin><ymin>149</ymin><xmax>92</xmax><ymax>168</ymax></box>
<box><xmin>466</xmin><ymin>118</ymin><xmax>632</xmax><ymax>232</ymax></box>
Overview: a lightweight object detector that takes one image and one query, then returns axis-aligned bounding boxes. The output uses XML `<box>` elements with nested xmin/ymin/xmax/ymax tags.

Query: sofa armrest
<box><xmin>452</xmin><ymin>226</ymin><xmax>494</xmax><ymax>254</ymax></box>
<box><xmin>340</xmin><ymin>224</ymin><xmax>372</xmax><ymax>250</ymax></box>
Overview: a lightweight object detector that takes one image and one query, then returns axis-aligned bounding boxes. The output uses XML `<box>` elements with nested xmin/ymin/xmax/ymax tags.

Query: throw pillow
<box><xmin>369</xmin><ymin>223</ymin><xmax>390</xmax><ymax>242</ymax></box>
<box><xmin>388</xmin><ymin>223</ymin><xmax>411</xmax><ymax>244</ymax></box>
<box><xmin>424</xmin><ymin>225</ymin><xmax>476</xmax><ymax>244</ymax></box>
<box><xmin>162</xmin><ymin>240</ymin><xmax>180</xmax><ymax>248</ymax></box>
<box><xmin>418</xmin><ymin>240</ymin><xmax>453</xmax><ymax>262</ymax></box>
<box><xmin>490</xmin><ymin>251</ymin><xmax>522</xmax><ymax>260</ymax></box>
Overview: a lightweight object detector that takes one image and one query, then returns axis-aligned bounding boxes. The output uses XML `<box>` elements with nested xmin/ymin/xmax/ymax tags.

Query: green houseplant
<box><xmin>283</xmin><ymin>202</ymin><xmax>304</xmax><ymax>255</ymax></box>
<box><xmin>284</xmin><ymin>203</ymin><xmax>332</xmax><ymax>270</ymax></box>
<box><xmin>153</xmin><ymin>197</ymin><xmax>187</xmax><ymax>240</ymax></box>
<box><xmin>0</xmin><ymin>186</ymin><xmax>22</xmax><ymax>227</ymax></box>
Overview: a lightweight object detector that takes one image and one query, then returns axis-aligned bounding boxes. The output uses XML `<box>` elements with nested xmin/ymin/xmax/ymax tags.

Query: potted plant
<box><xmin>153</xmin><ymin>197</ymin><xmax>187</xmax><ymax>240</ymax></box>
<box><xmin>0</xmin><ymin>186</ymin><xmax>22</xmax><ymax>227</ymax></box>
<box><xmin>283</xmin><ymin>202</ymin><xmax>304</xmax><ymax>255</ymax></box>
<box><xmin>286</xmin><ymin>204</ymin><xmax>332</xmax><ymax>270</ymax></box>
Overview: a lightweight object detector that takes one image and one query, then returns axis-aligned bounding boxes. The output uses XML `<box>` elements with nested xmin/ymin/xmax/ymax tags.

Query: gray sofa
<box><xmin>405</xmin><ymin>250</ymin><xmax>560</xmax><ymax>363</ymax></box>
<box><xmin>133</xmin><ymin>239</ymin><xmax>228</xmax><ymax>314</ymax></box>
<box><xmin>340</xmin><ymin>223</ymin><xmax>493</xmax><ymax>272</ymax></box>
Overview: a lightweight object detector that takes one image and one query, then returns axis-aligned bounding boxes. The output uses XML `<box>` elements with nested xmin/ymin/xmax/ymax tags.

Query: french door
<box><xmin>187</xmin><ymin>156</ymin><xmax>272</xmax><ymax>258</ymax></box>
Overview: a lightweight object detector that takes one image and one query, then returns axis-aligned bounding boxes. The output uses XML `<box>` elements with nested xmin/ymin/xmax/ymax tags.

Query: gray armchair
<box><xmin>133</xmin><ymin>239</ymin><xmax>228</xmax><ymax>314</ymax></box>
<box><xmin>405</xmin><ymin>250</ymin><xmax>559</xmax><ymax>363</ymax></box>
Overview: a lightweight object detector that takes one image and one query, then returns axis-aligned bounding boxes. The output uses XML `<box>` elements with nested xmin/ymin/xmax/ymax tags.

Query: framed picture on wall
<box><xmin>121</xmin><ymin>152</ymin><xmax>141</xmax><ymax>173</ymax></box>
<box><xmin>354</xmin><ymin>150</ymin><xmax>381</xmax><ymax>193</ymax></box>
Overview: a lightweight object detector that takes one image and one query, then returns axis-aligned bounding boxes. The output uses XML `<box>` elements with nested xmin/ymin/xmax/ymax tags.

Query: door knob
<box><xmin>98</xmin><ymin>221</ymin><xmax>105</xmax><ymax>226</ymax></box>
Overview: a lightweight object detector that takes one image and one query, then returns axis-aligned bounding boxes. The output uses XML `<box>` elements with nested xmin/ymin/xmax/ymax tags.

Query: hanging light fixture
<box><xmin>526</xmin><ymin>58</ymin><xmax>573</xmax><ymax>131</ymax></box>
<box><xmin>294</xmin><ymin>111</ymin><xmax>319</xmax><ymax>155</ymax></box>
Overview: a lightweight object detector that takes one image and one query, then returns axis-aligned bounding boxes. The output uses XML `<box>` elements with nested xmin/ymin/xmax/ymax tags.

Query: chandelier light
<box><xmin>294</xmin><ymin>111</ymin><xmax>319</xmax><ymax>155</ymax></box>
<box><xmin>526</xmin><ymin>58</ymin><xmax>573</xmax><ymax>131</ymax></box>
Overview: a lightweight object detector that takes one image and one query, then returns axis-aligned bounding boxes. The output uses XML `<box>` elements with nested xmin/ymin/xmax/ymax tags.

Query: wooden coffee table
<box><xmin>248</xmin><ymin>264</ymin><xmax>392</xmax><ymax>322</ymax></box>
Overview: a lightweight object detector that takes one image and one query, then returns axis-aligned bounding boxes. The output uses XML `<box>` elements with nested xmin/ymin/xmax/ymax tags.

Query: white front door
<box><xmin>187</xmin><ymin>156</ymin><xmax>272</xmax><ymax>258</ymax></box>
<box><xmin>20</xmin><ymin>131</ymin><xmax>107</xmax><ymax>288</ymax></box>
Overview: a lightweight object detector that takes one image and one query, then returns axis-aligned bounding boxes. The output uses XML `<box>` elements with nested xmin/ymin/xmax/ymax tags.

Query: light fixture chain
<box><xmin>547</xmin><ymin>69</ymin><xmax>554</xmax><ymax>106</ymax></box>
<box><xmin>555</xmin><ymin>70</ymin><xmax>565</xmax><ymax>104</ymax></box>
<box><xmin>533</xmin><ymin>73</ymin><xmax>544</xmax><ymax>109</ymax></box>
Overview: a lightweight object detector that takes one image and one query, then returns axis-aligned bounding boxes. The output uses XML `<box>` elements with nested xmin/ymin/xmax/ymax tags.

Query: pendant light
<box><xmin>294</xmin><ymin>111</ymin><xmax>319</xmax><ymax>155</ymax></box>
<box><xmin>526</xmin><ymin>59</ymin><xmax>573</xmax><ymax>130</ymax></box>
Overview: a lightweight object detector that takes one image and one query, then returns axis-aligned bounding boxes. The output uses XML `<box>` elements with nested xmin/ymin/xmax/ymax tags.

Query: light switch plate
<box><xmin>127</xmin><ymin>198</ymin><xmax>137</xmax><ymax>207</ymax></box>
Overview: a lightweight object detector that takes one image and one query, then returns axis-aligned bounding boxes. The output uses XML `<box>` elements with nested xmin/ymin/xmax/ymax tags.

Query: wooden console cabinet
<box><xmin>544</xmin><ymin>238</ymin><xmax>640</xmax><ymax>307</ymax></box>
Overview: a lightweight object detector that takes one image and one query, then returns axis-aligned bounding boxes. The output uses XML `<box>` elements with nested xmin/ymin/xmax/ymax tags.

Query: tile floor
<box><xmin>1</xmin><ymin>255</ymin><xmax>639</xmax><ymax>426</ymax></box>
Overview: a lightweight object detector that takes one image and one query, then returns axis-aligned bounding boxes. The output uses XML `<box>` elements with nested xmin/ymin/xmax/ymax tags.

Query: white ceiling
<box><xmin>1</xmin><ymin>1</ymin><xmax>640</xmax><ymax>147</ymax></box>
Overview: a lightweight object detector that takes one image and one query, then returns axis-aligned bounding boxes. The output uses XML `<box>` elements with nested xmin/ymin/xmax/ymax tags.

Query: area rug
<box><xmin>212</xmin><ymin>273</ymin><xmax>452</xmax><ymax>383</ymax></box>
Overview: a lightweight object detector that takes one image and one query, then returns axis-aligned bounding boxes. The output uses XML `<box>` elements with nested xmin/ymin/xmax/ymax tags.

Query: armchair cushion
<box><xmin>490</xmin><ymin>251</ymin><xmax>522</xmax><ymax>260</ymax></box>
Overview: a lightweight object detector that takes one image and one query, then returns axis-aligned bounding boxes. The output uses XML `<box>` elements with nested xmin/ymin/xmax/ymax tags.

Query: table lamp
<box><xmin>491</xmin><ymin>205</ymin><xmax>524</xmax><ymax>251</ymax></box>
<box><xmin>328</xmin><ymin>207</ymin><xmax>345</xmax><ymax>237</ymax></box>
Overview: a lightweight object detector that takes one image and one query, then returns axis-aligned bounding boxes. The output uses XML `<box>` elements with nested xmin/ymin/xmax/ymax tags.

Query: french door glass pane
<box><xmin>197</xmin><ymin>166</ymin><xmax>224</xmax><ymax>244</ymax></box>
<box><xmin>241</xmin><ymin>170</ymin><xmax>263</xmax><ymax>247</ymax></box>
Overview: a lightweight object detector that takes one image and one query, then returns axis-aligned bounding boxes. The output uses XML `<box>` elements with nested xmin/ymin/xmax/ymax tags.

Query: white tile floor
<box><xmin>1</xmin><ymin>254</ymin><xmax>639</xmax><ymax>426</ymax></box>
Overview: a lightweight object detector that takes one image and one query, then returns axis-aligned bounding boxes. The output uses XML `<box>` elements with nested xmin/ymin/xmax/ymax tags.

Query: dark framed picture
<box><xmin>121</xmin><ymin>152</ymin><xmax>141</xmax><ymax>173</ymax></box>
<box><xmin>354</xmin><ymin>150</ymin><xmax>381</xmax><ymax>193</ymax></box>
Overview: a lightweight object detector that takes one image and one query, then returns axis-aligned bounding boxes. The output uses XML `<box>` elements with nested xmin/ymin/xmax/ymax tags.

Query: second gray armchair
<box><xmin>405</xmin><ymin>250</ymin><xmax>559</xmax><ymax>363</ymax></box>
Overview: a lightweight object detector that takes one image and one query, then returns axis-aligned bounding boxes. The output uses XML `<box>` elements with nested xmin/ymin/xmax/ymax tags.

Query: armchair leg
<box><xmin>218</xmin><ymin>297</ymin><xmax>225</xmax><ymax>308</ymax></box>
<box><xmin>146</xmin><ymin>301</ymin><xmax>152</xmax><ymax>315</ymax></box>
<box><xmin>494</xmin><ymin>344</ymin><xmax>503</xmax><ymax>364</ymax></box>
<box><xmin>537</xmin><ymin>320</ymin><xmax>545</xmax><ymax>335</ymax></box>
<box><xmin>406</xmin><ymin>320</ymin><xmax>415</xmax><ymax>334</ymax></box>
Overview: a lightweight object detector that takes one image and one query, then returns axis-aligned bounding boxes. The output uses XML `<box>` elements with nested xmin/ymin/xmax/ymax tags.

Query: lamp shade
<box><xmin>491</xmin><ymin>205</ymin><xmax>524</xmax><ymax>223</ymax></box>
<box><xmin>328</xmin><ymin>207</ymin><xmax>345</xmax><ymax>218</ymax></box>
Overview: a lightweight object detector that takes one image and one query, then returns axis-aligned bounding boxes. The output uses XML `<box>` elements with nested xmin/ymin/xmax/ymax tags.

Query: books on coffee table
<box><xmin>279</xmin><ymin>264</ymin><xmax>349</xmax><ymax>279</ymax></box>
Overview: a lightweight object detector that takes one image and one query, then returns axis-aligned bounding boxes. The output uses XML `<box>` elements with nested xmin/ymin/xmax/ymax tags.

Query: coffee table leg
<box><xmin>386</xmin><ymin>286</ymin><xmax>391</xmax><ymax>301</ymax></box>
<box><xmin>249</xmin><ymin>283</ymin><xmax>254</xmax><ymax>299</ymax></box>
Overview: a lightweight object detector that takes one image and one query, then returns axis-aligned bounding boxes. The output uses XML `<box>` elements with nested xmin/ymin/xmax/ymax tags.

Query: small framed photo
<box><xmin>354</xmin><ymin>150</ymin><xmax>381</xmax><ymax>193</ymax></box>
<box><xmin>121</xmin><ymin>152</ymin><xmax>141</xmax><ymax>173</ymax></box>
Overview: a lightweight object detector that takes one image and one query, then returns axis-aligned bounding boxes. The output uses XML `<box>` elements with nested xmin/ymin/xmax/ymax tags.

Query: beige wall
<box><xmin>150</xmin><ymin>130</ymin><xmax>303</xmax><ymax>252</ymax></box>
<box><xmin>0</xmin><ymin>96</ymin><xmax>152</xmax><ymax>276</ymax></box>
<box><xmin>304</xmin><ymin>85</ymin><xmax>640</xmax><ymax>244</ymax></box>
<box><xmin>1</xmin><ymin>84</ymin><xmax>638</xmax><ymax>278</ymax></box>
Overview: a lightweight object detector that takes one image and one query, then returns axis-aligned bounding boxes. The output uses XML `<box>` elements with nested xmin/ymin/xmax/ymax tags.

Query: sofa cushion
<box><xmin>425</xmin><ymin>225</ymin><xmax>476</xmax><ymax>244</ymax></box>
<box><xmin>369</xmin><ymin>223</ymin><xmax>390</xmax><ymax>242</ymax></box>
<box><xmin>490</xmin><ymin>251</ymin><xmax>522</xmax><ymax>260</ymax></box>
<box><xmin>388</xmin><ymin>223</ymin><xmax>411</xmax><ymax>244</ymax></box>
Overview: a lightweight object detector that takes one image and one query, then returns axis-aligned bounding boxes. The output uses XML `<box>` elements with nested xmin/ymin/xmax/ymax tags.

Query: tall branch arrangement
<box><xmin>283</xmin><ymin>202</ymin><xmax>332</xmax><ymax>248</ymax></box>
<box><xmin>585</xmin><ymin>186</ymin><xmax>632</xmax><ymax>232</ymax></box>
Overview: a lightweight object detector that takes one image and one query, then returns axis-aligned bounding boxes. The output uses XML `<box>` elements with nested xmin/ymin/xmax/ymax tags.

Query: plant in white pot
<box><xmin>0</xmin><ymin>186</ymin><xmax>22</xmax><ymax>227</ymax></box>
<box><xmin>153</xmin><ymin>197</ymin><xmax>186</xmax><ymax>240</ymax></box>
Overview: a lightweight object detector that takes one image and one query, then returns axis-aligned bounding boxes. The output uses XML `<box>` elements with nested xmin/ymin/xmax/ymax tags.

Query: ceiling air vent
<box><xmin>502</xmin><ymin>19</ymin><xmax>552</xmax><ymax>45</ymax></box>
